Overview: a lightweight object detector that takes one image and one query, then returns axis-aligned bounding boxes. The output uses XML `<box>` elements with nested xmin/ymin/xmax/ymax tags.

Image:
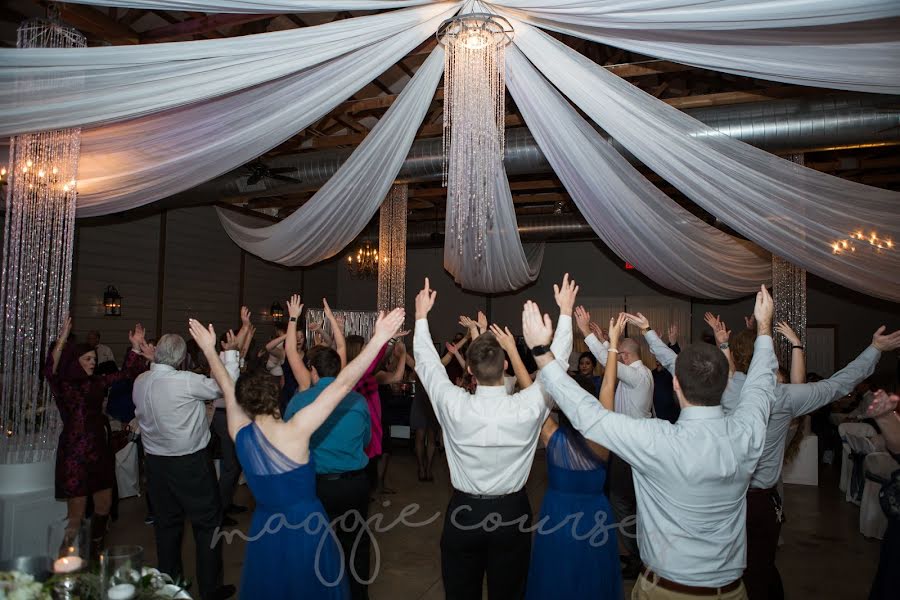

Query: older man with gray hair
<box><xmin>133</xmin><ymin>329</ymin><xmax>242</xmax><ymax>600</ymax></box>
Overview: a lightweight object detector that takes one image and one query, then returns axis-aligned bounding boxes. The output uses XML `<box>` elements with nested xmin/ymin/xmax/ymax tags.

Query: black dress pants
<box><xmin>608</xmin><ymin>453</ymin><xmax>640</xmax><ymax>559</ymax></box>
<box><xmin>743</xmin><ymin>487</ymin><xmax>784</xmax><ymax>600</ymax></box>
<box><xmin>145</xmin><ymin>449</ymin><xmax>223</xmax><ymax>600</ymax></box>
<box><xmin>440</xmin><ymin>489</ymin><xmax>532</xmax><ymax>600</ymax></box>
<box><xmin>211</xmin><ymin>409</ymin><xmax>242</xmax><ymax>509</ymax></box>
<box><xmin>316</xmin><ymin>469</ymin><xmax>371</xmax><ymax>600</ymax></box>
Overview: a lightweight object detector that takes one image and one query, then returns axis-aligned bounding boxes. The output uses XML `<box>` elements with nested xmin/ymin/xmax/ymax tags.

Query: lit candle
<box><xmin>107</xmin><ymin>583</ymin><xmax>136</xmax><ymax>600</ymax></box>
<box><xmin>53</xmin><ymin>556</ymin><xmax>84</xmax><ymax>573</ymax></box>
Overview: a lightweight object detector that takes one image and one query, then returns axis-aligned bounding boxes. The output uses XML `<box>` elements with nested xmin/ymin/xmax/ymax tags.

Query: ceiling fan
<box><xmin>242</xmin><ymin>161</ymin><xmax>303</xmax><ymax>186</ymax></box>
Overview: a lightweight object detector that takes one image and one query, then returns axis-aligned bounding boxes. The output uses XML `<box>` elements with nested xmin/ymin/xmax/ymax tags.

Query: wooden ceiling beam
<box><xmin>53</xmin><ymin>3</ymin><xmax>140</xmax><ymax>44</ymax></box>
<box><xmin>140</xmin><ymin>13</ymin><xmax>276</xmax><ymax>42</ymax></box>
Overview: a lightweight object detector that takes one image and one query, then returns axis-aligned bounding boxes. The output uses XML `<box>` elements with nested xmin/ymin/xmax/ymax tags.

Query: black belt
<box><xmin>316</xmin><ymin>468</ymin><xmax>367</xmax><ymax>481</ymax></box>
<box><xmin>454</xmin><ymin>488</ymin><xmax>523</xmax><ymax>501</ymax></box>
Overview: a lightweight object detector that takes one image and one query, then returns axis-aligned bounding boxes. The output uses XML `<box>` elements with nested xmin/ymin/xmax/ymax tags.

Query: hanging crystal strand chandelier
<box><xmin>377</xmin><ymin>184</ymin><xmax>408</xmax><ymax>318</ymax></box>
<box><xmin>438</xmin><ymin>12</ymin><xmax>513</xmax><ymax>260</ymax></box>
<box><xmin>0</xmin><ymin>15</ymin><xmax>85</xmax><ymax>464</ymax></box>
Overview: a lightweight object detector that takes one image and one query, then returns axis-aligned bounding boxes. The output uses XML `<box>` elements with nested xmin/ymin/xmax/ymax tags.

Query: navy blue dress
<box><xmin>525</xmin><ymin>423</ymin><xmax>622</xmax><ymax>600</ymax></box>
<box><xmin>236</xmin><ymin>423</ymin><xmax>349</xmax><ymax>599</ymax></box>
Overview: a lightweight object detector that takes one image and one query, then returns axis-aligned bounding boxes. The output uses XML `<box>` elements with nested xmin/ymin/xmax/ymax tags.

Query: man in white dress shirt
<box><xmin>87</xmin><ymin>330</ymin><xmax>116</xmax><ymax>367</ymax></box>
<box><xmin>526</xmin><ymin>284</ymin><xmax>777</xmax><ymax>599</ymax></box>
<box><xmin>575</xmin><ymin>306</ymin><xmax>654</xmax><ymax>574</ymax></box>
<box><xmin>133</xmin><ymin>331</ymin><xmax>242</xmax><ymax>600</ymax></box>
<box><xmin>413</xmin><ymin>276</ymin><xmax>573</xmax><ymax>599</ymax></box>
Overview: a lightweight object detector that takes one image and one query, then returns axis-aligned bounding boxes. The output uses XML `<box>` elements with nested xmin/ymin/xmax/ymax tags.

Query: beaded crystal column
<box><xmin>377</xmin><ymin>184</ymin><xmax>408</xmax><ymax>318</ymax></box>
<box><xmin>440</xmin><ymin>14</ymin><xmax>512</xmax><ymax>260</ymax></box>
<box><xmin>772</xmin><ymin>153</ymin><xmax>808</xmax><ymax>367</ymax></box>
<box><xmin>0</xmin><ymin>18</ymin><xmax>85</xmax><ymax>464</ymax></box>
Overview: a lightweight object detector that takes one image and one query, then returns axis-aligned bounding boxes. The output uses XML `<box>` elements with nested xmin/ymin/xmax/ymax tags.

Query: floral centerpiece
<box><xmin>0</xmin><ymin>567</ymin><xmax>191</xmax><ymax>600</ymax></box>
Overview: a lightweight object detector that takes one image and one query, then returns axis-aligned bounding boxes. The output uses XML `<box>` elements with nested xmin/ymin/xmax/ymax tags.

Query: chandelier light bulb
<box><xmin>52</xmin><ymin>166</ymin><xmax>58</xmax><ymax>175</ymax></box>
<box><xmin>0</xmin><ymin>167</ymin><xmax>6</xmax><ymax>176</ymax></box>
<box><xmin>38</xmin><ymin>169</ymin><xmax>45</xmax><ymax>177</ymax></box>
<box><xmin>25</xmin><ymin>159</ymin><xmax>33</xmax><ymax>168</ymax></box>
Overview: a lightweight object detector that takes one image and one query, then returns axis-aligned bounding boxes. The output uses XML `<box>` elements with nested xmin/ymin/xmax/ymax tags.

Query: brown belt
<box><xmin>641</xmin><ymin>568</ymin><xmax>742</xmax><ymax>596</ymax></box>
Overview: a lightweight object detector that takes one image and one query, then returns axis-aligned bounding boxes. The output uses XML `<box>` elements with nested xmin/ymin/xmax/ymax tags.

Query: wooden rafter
<box><xmin>51</xmin><ymin>2</ymin><xmax>140</xmax><ymax>44</ymax></box>
<box><xmin>140</xmin><ymin>13</ymin><xmax>276</xmax><ymax>42</ymax></box>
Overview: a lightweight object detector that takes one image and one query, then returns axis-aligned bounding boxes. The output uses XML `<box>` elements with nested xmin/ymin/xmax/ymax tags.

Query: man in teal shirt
<box><xmin>283</xmin><ymin>346</ymin><xmax>371</xmax><ymax>600</ymax></box>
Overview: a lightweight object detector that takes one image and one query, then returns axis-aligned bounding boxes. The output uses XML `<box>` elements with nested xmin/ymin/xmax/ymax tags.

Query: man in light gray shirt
<box><xmin>525</xmin><ymin>284</ymin><xmax>777</xmax><ymax>599</ymax></box>
<box><xmin>641</xmin><ymin>318</ymin><xmax>900</xmax><ymax>599</ymax></box>
<box><xmin>133</xmin><ymin>332</ymin><xmax>241</xmax><ymax>600</ymax></box>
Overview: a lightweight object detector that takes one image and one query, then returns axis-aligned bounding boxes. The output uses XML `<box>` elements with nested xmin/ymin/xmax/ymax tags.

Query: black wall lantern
<box><xmin>103</xmin><ymin>285</ymin><xmax>122</xmax><ymax>316</ymax></box>
<box><xmin>270</xmin><ymin>301</ymin><xmax>285</xmax><ymax>322</ymax></box>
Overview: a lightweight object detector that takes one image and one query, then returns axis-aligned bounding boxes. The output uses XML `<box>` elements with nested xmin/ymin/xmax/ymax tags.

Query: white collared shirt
<box><xmin>584</xmin><ymin>334</ymin><xmax>654</xmax><ymax>418</ymax></box>
<box><xmin>413</xmin><ymin>316</ymin><xmax>572</xmax><ymax>496</ymax></box>
<box><xmin>540</xmin><ymin>336</ymin><xmax>777</xmax><ymax>588</ymax></box>
<box><xmin>95</xmin><ymin>344</ymin><xmax>115</xmax><ymax>365</ymax></box>
<box><xmin>133</xmin><ymin>351</ymin><xmax>240</xmax><ymax>456</ymax></box>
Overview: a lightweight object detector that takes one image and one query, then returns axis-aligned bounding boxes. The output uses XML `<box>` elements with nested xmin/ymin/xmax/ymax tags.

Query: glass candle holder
<box><xmin>100</xmin><ymin>545</ymin><xmax>144</xmax><ymax>600</ymax></box>
<box><xmin>47</xmin><ymin>517</ymin><xmax>88</xmax><ymax>600</ymax></box>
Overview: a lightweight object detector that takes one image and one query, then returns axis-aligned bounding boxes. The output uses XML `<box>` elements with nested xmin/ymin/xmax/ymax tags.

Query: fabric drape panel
<box><xmin>490</xmin><ymin>1</ymin><xmax>900</xmax><ymax>30</ymax></box>
<box><xmin>74</xmin><ymin>4</ymin><xmax>459</xmax><ymax>216</ymax></box>
<box><xmin>505</xmin><ymin>45</ymin><xmax>770</xmax><ymax>299</ymax></box>
<box><xmin>215</xmin><ymin>47</ymin><xmax>446</xmax><ymax>265</ymax></box>
<box><xmin>63</xmin><ymin>0</ymin><xmax>437</xmax><ymax>12</ymax></box>
<box><xmin>493</xmin><ymin>8</ymin><xmax>900</xmax><ymax>93</ymax></box>
<box><xmin>0</xmin><ymin>4</ymin><xmax>455</xmax><ymax>136</ymax></box>
<box><xmin>509</xmin><ymin>22</ymin><xmax>900</xmax><ymax>302</ymax></box>
<box><xmin>443</xmin><ymin>168</ymin><xmax>543</xmax><ymax>292</ymax></box>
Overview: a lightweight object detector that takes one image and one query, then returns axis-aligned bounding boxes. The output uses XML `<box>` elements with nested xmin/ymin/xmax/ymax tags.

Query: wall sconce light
<box><xmin>270</xmin><ymin>301</ymin><xmax>285</xmax><ymax>322</ymax></box>
<box><xmin>103</xmin><ymin>285</ymin><xmax>122</xmax><ymax>316</ymax></box>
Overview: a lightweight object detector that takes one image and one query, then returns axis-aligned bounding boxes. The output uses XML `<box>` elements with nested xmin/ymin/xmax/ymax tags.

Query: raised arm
<box><xmin>97</xmin><ymin>323</ymin><xmax>155</xmax><ymax>386</ymax></box>
<box><xmin>284</xmin><ymin>294</ymin><xmax>312</xmax><ymax>391</ymax></box>
<box><xmin>576</xmin><ymin>305</ymin><xmax>611</xmax><ymax>367</ymax></box>
<box><xmin>459</xmin><ymin>315</ymin><xmax>480</xmax><ymax>341</ymax></box>
<box><xmin>784</xmin><ymin>326</ymin><xmax>899</xmax><ymax>417</ymax></box>
<box><xmin>730</xmin><ymin>286</ymin><xmax>778</xmax><ymax>436</ymax></box>
<box><xmin>189</xmin><ymin>320</ymin><xmax>251</xmax><ymax>439</ymax></box>
<box><xmin>491</xmin><ymin>324</ymin><xmax>532</xmax><ymax>390</ymax></box>
<box><xmin>323</xmin><ymin>298</ymin><xmax>347</xmax><ymax>368</ymax></box>
<box><xmin>49</xmin><ymin>316</ymin><xmax>73</xmax><ymax>377</ymax></box>
<box><xmin>445</xmin><ymin>341</ymin><xmax>467</xmax><ymax>370</ymax></box>
<box><xmin>632</xmin><ymin>311</ymin><xmax>677</xmax><ymax>375</ymax></box>
<box><xmin>550</xmin><ymin>273</ymin><xmax>577</xmax><ymax>366</ymax></box>
<box><xmin>588</xmin><ymin>314</ymin><xmax>627</xmax><ymax>461</ymax></box>
<box><xmin>291</xmin><ymin>308</ymin><xmax>405</xmax><ymax>437</ymax></box>
<box><xmin>266</xmin><ymin>333</ymin><xmax>287</xmax><ymax>356</ymax></box>
<box><xmin>866</xmin><ymin>390</ymin><xmax>900</xmax><ymax>454</ymax></box>
<box><xmin>775</xmin><ymin>321</ymin><xmax>805</xmax><ymax>383</ymax></box>
<box><xmin>704</xmin><ymin>312</ymin><xmax>735</xmax><ymax>376</ymax></box>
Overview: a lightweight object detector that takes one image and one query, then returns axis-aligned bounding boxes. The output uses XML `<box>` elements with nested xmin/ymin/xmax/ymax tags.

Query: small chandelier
<box><xmin>438</xmin><ymin>13</ymin><xmax>513</xmax><ymax>260</ymax></box>
<box><xmin>103</xmin><ymin>286</ymin><xmax>122</xmax><ymax>316</ymax></box>
<box><xmin>270</xmin><ymin>301</ymin><xmax>285</xmax><ymax>322</ymax></box>
<box><xmin>346</xmin><ymin>240</ymin><xmax>379</xmax><ymax>279</ymax></box>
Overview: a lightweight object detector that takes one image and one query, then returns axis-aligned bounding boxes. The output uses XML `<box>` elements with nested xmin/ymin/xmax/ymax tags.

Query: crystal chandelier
<box><xmin>438</xmin><ymin>13</ymin><xmax>513</xmax><ymax>260</ymax></box>
<box><xmin>377</xmin><ymin>184</ymin><xmax>408</xmax><ymax>315</ymax></box>
<box><xmin>346</xmin><ymin>240</ymin><xmax>379</xmax><ymax>279</ymax></box>
<box><xmin>1</xmin><ymin>16</ymin><xmax>85</xmax><ymax>464</ymax></box>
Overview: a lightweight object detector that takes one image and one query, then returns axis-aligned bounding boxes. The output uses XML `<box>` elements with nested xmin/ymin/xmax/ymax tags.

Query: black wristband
<box><xmin>792</xmin><ymin>345</ymin><xmax>804</xmax><ymax>350</ymax></box>
<box><xmin>531</xmin><ymin>344</ymin><xmax>551</xmax><ymax>357</ymax></box>
<box><xmin>289</xmin><ymin>316</ymin><xmax>298</xmax><ymax>322</ymax></box>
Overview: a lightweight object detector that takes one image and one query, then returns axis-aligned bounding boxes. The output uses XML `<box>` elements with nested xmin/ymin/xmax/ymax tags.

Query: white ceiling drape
<box><xmin>215</xmin><ymin>47</ymin><xmax>446</xmax><ymax>265</ymax></box>
<box><xmin>74</xmin><ymin>3</ymin><xmax>459</xmax><ymax>216</ymax></box>
<box><xmin>0</xmin><ymin>4</ymin><xmax>452</xmax><ymax>136</ymax></box>
<box><xmin>505</xmin><ymin>45</ymin><xmax>770</xmax><ymax>299</ymax></box>
<box><xmin>509</xmin><ymin>20</ymin><xmax>900</xmax><ymax>302</ymax></box>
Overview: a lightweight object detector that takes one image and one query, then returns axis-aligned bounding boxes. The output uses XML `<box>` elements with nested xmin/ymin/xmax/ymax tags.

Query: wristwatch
<box><xmin>641</xmin><ymin>327</ymin><xmax>652</xmax><ymax>335</ymax></box>
<box><xmin>531</xmin><ymin>344</ymin><xmax>551</xmax><ymax>357</ymax></box>
<box><xmin>289</xmin><ymin>316</ymin><xmax>298</xmax><ymax>322</ymax></box>
<box><xmin>719</xmin><ymin>342</ymin><xmax>730</xmax><ymax>350</ymax></box>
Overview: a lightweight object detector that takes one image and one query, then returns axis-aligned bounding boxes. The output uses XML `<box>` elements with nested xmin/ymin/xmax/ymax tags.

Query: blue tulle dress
<box><xmin>235</xmin><ymin>423</ymin><xmax>349</xmax><ymax>599</ymax></box>
<box><xmin>525</xmin><ymin>422</ymin><xmax>622</xmax><ymax>600</ymax></box>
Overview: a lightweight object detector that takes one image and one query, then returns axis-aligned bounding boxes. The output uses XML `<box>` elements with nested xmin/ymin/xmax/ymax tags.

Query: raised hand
<box><xmin>744</xmin><ymin>315</ymin><xmax>756</xmax><ymax>330</ymax></box>
<box><xmin>138</xmin><ymin>341</ymin><xmax>156</xmax><ymax>362</ymax></box>
<box><xmin>872</xmin><ymin>326</ymin><xmax>900</xmax><ymax>352</ymax></box>
<box><xmin>308</xmin><ymin>321</ymin><xmax>321</xmax><ymax>332</ymax></box>
<box><xmin>415</xmin><ymin>278</ymin><xmax>437</xmax><ymax>320</ymax></box>
<box><xmin>625</xmin><ymin>312</ymin><xmax>650</xmax><ymax>331</ymax></box>
<box><xmin>667</xmin><ymin>323</ymin><xmax>678</xmax><ymax>346</ymax></box>
<box><xmin>477</xmin><ymin>311</ymin><xmax>488</xmax><ymax>333</ymax></box>
<box><xmin>574</xmin><ymin>306</ymin><xmax>591</xmax><ymax>337</ymax></box>
<box><xmin>522</xmin><ymin>301</ymin><xmax>553</xmax><ymax>349</ymax></box>
<box><xmin>704</xmin><ymin>312</ymin><xmax>721</xmax><ymax>332</ymax></box>
<box><xmin>188</xmin><ymin>319</ymin><xmax>217</xmax><ymax>354</ymax></box>
<box><xmin>489</xmin><ymin>324</ymin><xmax>518</xmax><ymax>354</ymax></box>
<box><xmin>865</xmin><ymin>389</ymin><xmax>899</xmax><ymax>419</ymax></box>
<box><xmin>375</xmin><ymin>308</ymin><xmax>406</xmax><ymax>342</ymax></box>
<box><xmin>553</xmin><ymin>273</ymin><xmax>579</xmax><ymax>316</ymax></box>
<box><xmin>589</xmin><ymin>321</ymin><xmax>607</xmax><ymax>343</ymax></box>
<box><xmin>395</xmin><ymin>329</ymin><xmax>410</xmax><ymax>338</ymax></box>
<box><xmin>334</xmin><ymin>315</ymin><xmax>346</xmax><ymax>333</ymax></box>
<box><xmin>129</xmin><ymin>323</ymin><xmax>146</xmax><ymax>349</ymax></box>
<box><xmin>393</xmin><ymin>340</ymin><xmax>406</xmax><ymax>356</ymax></box>
<box><xmin>459</xmin><ymin>315</ymin><xmax>475</xmax><ymax>330</ymax></box>
<box><xmin>775</xmin><ymin>321</ymin><xmax>802</xmax><ymax>346</ymax></box>
<box><xmin>240</xmin><ymin>306</ymin><xmax>251</xmax><ymax>326</ymax></box>
<box><xmin>753</xmin><ymin>285</ymin><xmax>774</xmax><ymax>335</ymax></box>
<box><xmin>323</xmin><ymin>298</ymin><xmax>338</xmax><ymax>322</ymax></box>
<box><xmin>222</xmin><ymin>329</ymin><xmax>241</xmax><ymax>352</ymax></box>
<box><xmin>286</xmin><ymin>294</ymin><xmax>303</xmax><ymax>319</ymax></box>
<box><xmin>608</xmin><ymin>313</ymin><xmax>627</xmax><ymax>349</ymax></box>
<box><xmin>445</xmin><ymin>341</ymin><xmax>462</xmax><ymax>357</ymax></box>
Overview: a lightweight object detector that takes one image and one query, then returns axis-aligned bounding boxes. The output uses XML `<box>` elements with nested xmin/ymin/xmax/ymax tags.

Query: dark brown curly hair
<box><xmin>235</xmin><ymin>368</ymin><xmax>281</xmax><ymax>418</ymax></box>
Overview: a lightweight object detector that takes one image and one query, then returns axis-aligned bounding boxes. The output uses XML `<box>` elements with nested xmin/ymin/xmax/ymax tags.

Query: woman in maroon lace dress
<box><xmin>45</xmin><ymin>317</ymin><xmax>153</xmax><ymax>556</ymax></box>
